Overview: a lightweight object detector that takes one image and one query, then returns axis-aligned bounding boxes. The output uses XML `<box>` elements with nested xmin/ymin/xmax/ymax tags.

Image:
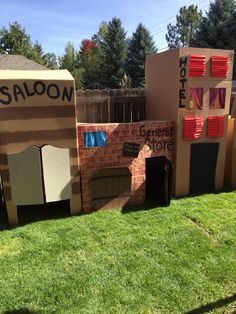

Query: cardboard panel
<box><xmin>90</xmin><ymin>167</ymin><xmax>131</xmax><ymax>210</ymax></box>
<box><xmin>8</xmin><ymin>146</ymin><xmax>44</xmax><ymax>205</ymax></box>
<box><xmin>224</xmin><ymin>117</ymin><xmax>234</xmax><ymax>186</ymax></box>
<box><xmin>41</xmin><ymin>145</ymin><xmax>72</xmax><ymax>202</ymax></box>
<box><xmin>232</xmin><ymin>149</ymin><xmax>236</xmax><ymax>187</ymax></box>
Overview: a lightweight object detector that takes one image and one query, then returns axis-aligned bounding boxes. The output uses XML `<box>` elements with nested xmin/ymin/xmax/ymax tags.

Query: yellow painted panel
<box><xmin>8</xmin><ymin>146</ymin><xmax>44</xmax><ymax>205</ymax></box>
<box><xmin>42</xmin><ymin>145</ymin><xmax>72</xmax><ymax>202</ymax></box>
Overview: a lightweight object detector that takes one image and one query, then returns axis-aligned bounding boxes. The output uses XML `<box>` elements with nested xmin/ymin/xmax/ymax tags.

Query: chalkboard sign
<box><xmin>123</xmin><ymin>142</ymin><xmax>140</xmax><ymax>158</ymax></box>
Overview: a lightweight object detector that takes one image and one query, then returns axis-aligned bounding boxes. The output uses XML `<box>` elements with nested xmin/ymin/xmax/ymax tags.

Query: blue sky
<box><xmin>1</xmin><ymin>0</ymin><xmax>210</xmax><ymax>56</ymax></box>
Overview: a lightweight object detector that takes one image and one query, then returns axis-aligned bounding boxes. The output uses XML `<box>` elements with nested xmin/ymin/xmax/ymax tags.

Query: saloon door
<box><xmin>7</xmin><ymin>145</ymin><xmax>72</xmax><ymax>206</ymax></box>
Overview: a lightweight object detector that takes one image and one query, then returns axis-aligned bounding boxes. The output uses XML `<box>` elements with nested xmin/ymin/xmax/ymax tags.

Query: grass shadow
<box><xmin>185</xmin><ymin>293</ymin><xmax>236</xmax><ymax>314</ymax></box>
<box><xmin>2</xmin><ymin>309</ymin><xmax>41</xmax><ymax>314</ymax></box>
<box><xmin>122</xmin><ymin>200</ymin><xmax>170</xmax><ymax>214</ymax></box>
<box><xmin>0</xmin><ymin>200</ymin><xmax>75</xmax><ymax>230</ymax></box>
<box><xmin>17</xmin><ymin>199</ymin><xmax>71</xmax><ymax>225</ymax></box>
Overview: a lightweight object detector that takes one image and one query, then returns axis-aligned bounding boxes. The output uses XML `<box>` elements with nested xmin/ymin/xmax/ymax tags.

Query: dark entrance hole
<box><xmin>189</xmin><ymin>143</ymin><xmax>219</xmax><ymax>195</ymax></box>
<box><xmin>145</xmin><ymin>156</ymin><xmax>173</xmax><ymax>206</ymax></box>
<box><xmin>17</xmin><ymin>199</ymin><xmax>70</xmax><ymax>224</ymax></box>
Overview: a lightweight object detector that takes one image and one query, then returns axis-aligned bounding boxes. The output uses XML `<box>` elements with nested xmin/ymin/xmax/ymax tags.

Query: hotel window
<box><xmin>189</xmin><ymin>88</ymin><xmax>203</xmax><ymax>110</ymax></box>
<box><xmin>209</xmin><ymin>88</ymin><xmax>226</xmax><ymax>109</ymax></box>
<box><xmin>207</xmin><ymin>116</ymin><xmax>225</xmax><ymax>137</ymax></box>
<box><xmin>183</xmin><ymin>116</ymin><xmax>203</xmax><ymax>140</ymax></box>
<box><xmin>210</xmin><ymin>56</ymin><xmax>229</xmax><ymax>78</ymax></box>
<box><xmin>84</xmin><ymin>131</ymin><xmax>106</xmax><ymax>148</ymax></box>
<box><xmin>189</xmin><ymin>54</ymin><xmax>206</xmax><ymax>77</ymax></box>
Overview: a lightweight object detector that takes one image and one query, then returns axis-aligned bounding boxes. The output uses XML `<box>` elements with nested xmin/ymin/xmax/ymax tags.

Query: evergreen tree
<box><xmin>31</xmin><ymin>41</ymin><xmax>46</xmax><ymax>65</ymax></box>
<box><xmin>193</xmin><ymin>0</ymin><xmax>236</xmax><ymax>78</ymax></box>
<box><xmin>193</xmin><ymin>0</ymin><xmax>236</xmax><ymax>48</ymax></box>
<box><xmin>166</xmin><ymin>5</ymin><xmax>202</xmax><ymax>48</ymax></box>
<box><xmin>100</xmin><ymin>17</ymin><xmax>127</xmax><ymax>88</ymax></box>
<box><xmin>126</xmin><ymin>23</ymin><xmax>156</xmax><ymax>87</ymax></box>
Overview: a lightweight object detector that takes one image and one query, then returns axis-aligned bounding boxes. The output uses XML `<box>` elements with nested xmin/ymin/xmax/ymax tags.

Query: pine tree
<box><xmin>166</xmin><ymin>5</ymin><xmax>202</xmax><ymax>48</ymax></box>
<box><xmin>126</xmin><ymin>23</ymin><xmax>156</xmax><ymax>87</ymax></box>
<box><xmin>193</xmin><ymin>0</ymin><xmax>236</xmax><ymax>78</ymax></box>
<box><xmin>31</xmin><ymin>41</ymin><xmax>46</xmax><ymax>66</ymax></box>
<box><xmin>193</xmin><ymin>0</ymin><xmax>236</xmax><ymax>48</ymax></box>
<box><xmin>101</xmin><ymin>17</ymin><xmax>127</xmax><ymax>88</ymax></box>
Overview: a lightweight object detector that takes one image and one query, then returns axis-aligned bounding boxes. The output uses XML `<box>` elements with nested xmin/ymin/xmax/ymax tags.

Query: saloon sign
<box><xmin>0</xmin><ymin>81</ymin><xmax>73</xmax><ymax>105</ymax></box>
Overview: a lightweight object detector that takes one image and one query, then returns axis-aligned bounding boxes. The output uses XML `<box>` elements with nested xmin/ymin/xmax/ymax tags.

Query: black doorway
<box><xmin>145</xmin><ymin>156</ymin><xmax>173</xmax><ymax>206</ymax></box>
<box><xmin>189</xmin><ymin>143</ymin><xmax>219</xmax><ymax>195</ymax></box>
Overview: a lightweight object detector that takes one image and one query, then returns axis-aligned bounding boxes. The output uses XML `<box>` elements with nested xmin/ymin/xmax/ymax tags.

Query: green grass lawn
<box><xmin>0</xmin><ymin>191</ymin><xmax>235</xmax><ymax>314</ymax></box>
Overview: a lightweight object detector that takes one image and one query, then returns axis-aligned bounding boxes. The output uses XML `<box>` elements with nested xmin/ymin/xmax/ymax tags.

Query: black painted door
<box><xmin>146</xmin><ymin>156</ymin><xmax>173</xmax><ymax>206</ymax></box>
<box><xmin>189</xmin><ymin>143</ymin><xmax>219</xmax><ymax>194</ymax></box>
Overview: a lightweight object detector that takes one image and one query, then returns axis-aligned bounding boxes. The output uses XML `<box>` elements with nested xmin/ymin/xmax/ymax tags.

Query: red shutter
<box><xmin>207</xmin><ymin>116</ymin><xmax>225</xmax><ymax>137</ymax></box>
<box><xmin>183</xmin><ymin>116</ymin><xmax>203</xmax><ymax>140</ymax></box>
<box><xmin>189</xmin><ymin>55</ymin><xmax>206</xmax><ymax>77</ymax></box>
<box><xmin>218</xmin><ymin>116</ymin><xmax>225</xmax><ymax>136</ymax></box>
<box><xmin>210</xmin><ymin>56</ymin><xmax>229</xmax><ymax>78</ymax></box>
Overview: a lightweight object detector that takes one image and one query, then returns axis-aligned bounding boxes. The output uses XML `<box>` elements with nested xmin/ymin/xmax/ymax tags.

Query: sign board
<box><xmin>123</xmin><ymin>142</ymin><xmax>140</xmax><ymax>158</ymax></box>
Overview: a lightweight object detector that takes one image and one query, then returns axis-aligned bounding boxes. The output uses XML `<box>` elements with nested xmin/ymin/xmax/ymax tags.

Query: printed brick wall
<box><xmin>77</xmin><ymin>121</ymin><xmax>174</xmax><ymax>212</ymax></box>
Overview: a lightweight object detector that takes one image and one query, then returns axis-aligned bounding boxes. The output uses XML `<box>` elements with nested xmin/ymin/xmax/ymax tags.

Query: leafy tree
<box><xmin>0</xmin><ymin>21</ymin><xmax>33</xmax><ymax>57</ymax></box>
<box><xmin>166</xmin><ymin>5</ymin><xmax>202</xmax><ymax>48</ymax></box>
<box><xmin>43</xmin><ymin>52</ymin><xmax>58</xmax><ymax>69</ymax></box>
<box><xmin>79</xmin><ymin>39</ymin><xmax>102</xmax><ymax>89</ymax></box>
<box><xmin>92</xmin><ymin>21</ymin><xmax>108</xmax><ymax>47</ymax></box>
<box><xmin>126</xmin><ymin>23</ymin><xmax>156</xmax><ymax>87</ymax></box>
<box><xmin>100</xmin><ymin>17</ymin><xmax>127</xmax><ymax>88</ymax></box>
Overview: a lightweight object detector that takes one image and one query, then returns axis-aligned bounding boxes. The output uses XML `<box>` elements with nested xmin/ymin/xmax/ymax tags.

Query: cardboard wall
<box><xmin>224</xmin><ymin>117</ymin><xmax>234</xmax><ymax>186</ymax></box>
<box><xmin>0</xmin><ymin>70</ymin><xmax>81</xmax><ymax>224</ymax></box>
<box><xmin>77</xmin><ymin>121</ymin><xmax>174</xmax><ymax>212</ymax></box>
<box><xmin>232</xmin><ymin>116</ymin><xmax>236</xmax><ymax>187</ymax></box>
<box><xmin>145</xmin><ymin>49</ymin><xmax>180</xmax><ymax>122</ymax></box>
<box><xmin>146</xmin><ymin>48</ymin><xmax>234</xmax><ymax>196</ymax></box>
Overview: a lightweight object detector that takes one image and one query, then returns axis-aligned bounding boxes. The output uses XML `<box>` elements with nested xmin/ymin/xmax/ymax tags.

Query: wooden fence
<box><xmin>76</xmin><ymin>89</ymin><xmax>145</xmax><ymax>123</ymax></box>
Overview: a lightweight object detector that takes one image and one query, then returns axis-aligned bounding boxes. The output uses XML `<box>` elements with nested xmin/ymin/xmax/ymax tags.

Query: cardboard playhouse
<box><xmin>146</xmin><ymin>47</ymin><xmax>234</xmax><ymax>196</ymax></box>
<box><xmin>0</xmin><ymin>47</ymin><xmax>235</xmax><ymax>225</ymax></box>
<box><xmin>0</xmin><ymin>70</ymin><xmax>81</xmax><ymax>224</ymax></box>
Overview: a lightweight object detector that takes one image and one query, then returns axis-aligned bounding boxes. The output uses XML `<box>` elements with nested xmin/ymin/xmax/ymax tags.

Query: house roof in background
<box><xmin>0</xmin><ymin>54</ymin><xmax>48</xmax><ymax>70</ymax></box>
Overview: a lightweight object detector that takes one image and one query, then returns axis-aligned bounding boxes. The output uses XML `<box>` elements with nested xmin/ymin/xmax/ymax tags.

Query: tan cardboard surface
<box><xmin>0</xmin><ymin>70</ymin><xmax>81</xmax><ymax>223</ymax></box>
<box><xmin>180</xmin><ymin>47</ymin><xmax>234</xmax><ymax>82</ymax></box>
<box><xmin>175</xmin><ymin>109</ymin><xmax>229</xmax><ymax>195</ymax></box>
<box><xmin>232</xmin><ymin>149</ymin><xmax>236</xmax><ymax>187</ymax></box>
<box><xmin>224</xmin><ymin>117</ymin><xmax>234</xmax><ymax>186</ymax></box>
<box><xmin>0</xmin><ymin>70</ymin><xmax>73</xmax><ymax>80</ymax></box>
<box><xmin>145</xmin><ymin>49</ymin><xmax>180</xmax><ymax>122</ymax></box>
